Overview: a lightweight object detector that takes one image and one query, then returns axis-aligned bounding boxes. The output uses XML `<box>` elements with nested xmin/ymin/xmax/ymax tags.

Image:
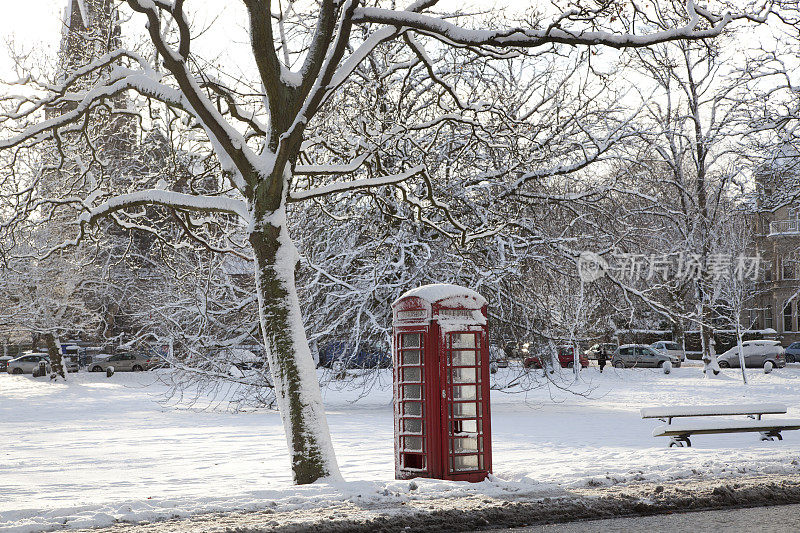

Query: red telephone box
<box><xmin>392</xmin><ymin>284</ymin><xmax>492</xmax><ymax>482</ymax></box>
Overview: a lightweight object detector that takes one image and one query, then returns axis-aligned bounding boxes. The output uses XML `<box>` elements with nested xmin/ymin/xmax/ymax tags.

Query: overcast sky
<box><xmin>1</xmin><ymin>0</ymin><xmax>518</xmax><ymax>82</ymax></box>
<box><xmin>1</xmin><ymin>0</ymin><xmax>64</xmax><ymax>78</ymax></box>
<box><xmin>0</xmin><ymin>0</ymin><xmax>783</xmax><ymax>92</ymax></box>
<box><xmin>0</xmin><ymin>0</ymin><xmax>253</xmax><ymax>81</ymax></box>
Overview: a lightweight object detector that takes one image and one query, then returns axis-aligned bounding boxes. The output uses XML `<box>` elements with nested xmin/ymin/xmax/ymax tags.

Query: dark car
<box><xmin>229</xmin><ymin>348</ymin><xmax>265</xmax><ymax>371</ymax></box>
<box><xmin>785</xmin><ymin>342</ymin><xmax>800</xmax><ymax>363</ymax></box>
<box><xmin>523</xmin><ymin>354</ymin><xmax>543</xmax><ymax>369</ymax></box>
<box><xmin>0</xmin><ymin>355</ymin><xmax>13</xmax><ymax>372</ymax></box>
<box><xmin>489</xmin><ymin>344</ymin><xmax>508</xmax><ymax>369</ymax></box>
<box><xmin>318</xmin><ymin>341</ymin><xmax>390</xmax><ymax>369</ymax></box>
<box><xmin>524</xmin><ymin>346</ymin><xmax>589</xmax><ymax>369</ymax></box>
<box><xmin>555</xmin><ymin>345</ymin><xmax>589</xmax><ymax>369</ymax></box>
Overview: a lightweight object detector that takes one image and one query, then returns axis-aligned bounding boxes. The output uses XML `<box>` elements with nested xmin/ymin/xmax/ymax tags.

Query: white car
<box><xmin>6</xmin><ymin>353</ymin><xmax>51</xmax><ymax>375</ymax></box>
<box><xmin>651</xmin><ymin>341</ymin><xmax>685</xmax><ymax>362</ymax></box>
<box><xmin>716</xmin><ymin>340</ymin><xmax>786</xmax><ymax>369</ymax></box>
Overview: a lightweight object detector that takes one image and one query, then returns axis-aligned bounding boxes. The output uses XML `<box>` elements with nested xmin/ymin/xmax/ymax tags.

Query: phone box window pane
<box><xmin>451</xmin><ymin>350</ymin><xmax>477</xmax><ymax>366</ymax></box>
<box><xmin>451</xmin><ymin>402</ymin><xmax>478</xmax><ymax>418</ymax></box>
<box><xmin>451</xmin><ymin>333</ymin><xmax>476</xmax><ymax>349</ymax></box>
<box><xmin>404</xmin><ymin>401</ymin><xmax>422</xmax><ymax>416</ymax></box>
<box><xmin>403</xmin><ymin>418</ymin><xmax>423</xmax><ymax>434</ymax></box>
<box><xmin>453</xmin><ymin>455</ymin><xmax>479</xmax><ymax>471</ymax></box>
<box><xmin>403</xmin><ymin>436</ymin><xmax>423</xmax><ymax>451</ymax></box>
<box><xmin>451</xmin><ymin>436</ymin><xmax>479</xmax><ymax>453</ymax></box>
<box><xmin>402</xmin><ymin>333</ymin><xmax>421</xmax><ymax>348</ymax></box>
<box><xmin>403</xmin><ymin>454</ymin><xmax>424</xmax><ymax>470</ymax></box>
<box><xmin>403</xmin><ymin>384</ymin><xmax>423</xmax><ymax>399</ymax></box>
<box><xmin>452</xmin><ymin>419</ymin><xmax>479</xmax><ymax>434</ymax></box>
<box><xmin>451</xmin><ymin>367</ymin><xmax>477</xmax><ymax>383</ymax></box>
<box><xmin>402</xmin><ymin>350</ymin><xmax>421</xmax><ymax>365</ymax></box>
<box><xmin>452</xmin><ymin>385</ymin><xmax>477</xmax><ymax>400</ymax></box>
<box><xmin>403</xmin><ymin>367</ymin><xmax>422</xmax><ymax>382</ymax></box>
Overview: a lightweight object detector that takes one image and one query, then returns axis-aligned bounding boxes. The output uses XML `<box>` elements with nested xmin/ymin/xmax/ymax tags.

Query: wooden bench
<box><xmin>641</xmin><ymin>403</ymin><xmax>799</xmax><ymax>447</ymax></box>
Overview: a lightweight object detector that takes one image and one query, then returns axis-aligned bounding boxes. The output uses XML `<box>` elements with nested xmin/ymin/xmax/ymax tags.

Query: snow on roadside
<box><xmin>2</xmin><ymin>365</ymin><xmax>800</xmax><ymax>532</ymax></box>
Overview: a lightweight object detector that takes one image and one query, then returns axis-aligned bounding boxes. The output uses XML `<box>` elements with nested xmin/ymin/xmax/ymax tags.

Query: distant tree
<box><xmin>619</xmin><ymin>21</ymin><xmax>758</xmax><ymax>375</ymax></box>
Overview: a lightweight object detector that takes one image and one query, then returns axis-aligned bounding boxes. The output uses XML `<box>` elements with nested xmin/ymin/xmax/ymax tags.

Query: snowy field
<box><xmin>3</xmin><ymin>364</ymin><xmax>800</xmax><ymax>532</ymax></box>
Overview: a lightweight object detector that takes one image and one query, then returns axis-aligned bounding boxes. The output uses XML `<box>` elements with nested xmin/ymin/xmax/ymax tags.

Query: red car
<box><xmin>523</xmin><ymin>346</ymin><xmax>588</xmax><ymax>369</ymax></box>
<box><xmin>523</xmin><ymin>354</ymin><xmax>543</xmax><ymax>369</ymax></box>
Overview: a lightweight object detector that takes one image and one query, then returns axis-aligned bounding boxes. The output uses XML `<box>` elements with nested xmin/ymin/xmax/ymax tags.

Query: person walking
<box><xmin>597</xmin><ymin>348</ymin><xmax>607</xmax><ymax>373</ymax></box>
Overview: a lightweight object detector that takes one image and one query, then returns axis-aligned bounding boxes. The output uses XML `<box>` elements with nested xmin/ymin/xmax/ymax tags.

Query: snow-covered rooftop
<box><xmin>395</xmin><ymin>283</ymin><xmax>486</xmax><ymax>307</ymax></box>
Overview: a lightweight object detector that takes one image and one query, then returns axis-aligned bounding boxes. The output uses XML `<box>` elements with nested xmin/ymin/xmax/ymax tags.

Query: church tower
<box><xmin>50</xmin><ymin>0</ymin><xmax>135</xmax><ymax>156</ymax></box>
<box><xmin>58</xmin><ymin>0</ymin><xmax>121</xmax><ymax>82</ymax></box>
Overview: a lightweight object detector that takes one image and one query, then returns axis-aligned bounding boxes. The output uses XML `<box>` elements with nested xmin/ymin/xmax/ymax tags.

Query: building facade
<box><xmin>750</xmin><ymin>159</ymin><xmax>800</xmax><ymax>346</ymax></box>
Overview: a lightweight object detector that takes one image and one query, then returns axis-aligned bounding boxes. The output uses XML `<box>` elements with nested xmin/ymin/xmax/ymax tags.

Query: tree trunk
<box><xmin>249</xmin><ymin>213</ymin><xmax>341</xmax><ymax>485</ymax></box>
<box><xmin>736</xmin><ymin>323</ymin><xmax>748</xmax><ymax>384</ymax></box>
<box><xmin>700</xmin><ymin>306</ymin><xmax>712</xmax><ymax>371</ymax></box>
<box><xmin>44</xmin><ymin>333</ymin><xmax>66</xmax><ymax>379</ymax></box>
<box><xmin>698</xmin><ymin>275</ymin><xmax>720</xmax><ymax>376</ymax></box>
<box><xmin>699</xmin><ymin>312</ymin><xmax>719</xmax><ymax>376</ymax></box>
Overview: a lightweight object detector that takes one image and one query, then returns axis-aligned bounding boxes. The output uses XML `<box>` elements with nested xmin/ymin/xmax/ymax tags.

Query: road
<box><xmin>509</xmin><ymin>504</ymin><xmax>800</xmax><ymax>532</ymax></box>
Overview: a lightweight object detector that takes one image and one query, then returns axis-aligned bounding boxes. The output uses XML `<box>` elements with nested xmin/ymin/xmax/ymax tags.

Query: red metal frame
<box><xmin>393</xmin><ymin>292</ymin><xmax>491</xmax><ymax>482</ymax></box>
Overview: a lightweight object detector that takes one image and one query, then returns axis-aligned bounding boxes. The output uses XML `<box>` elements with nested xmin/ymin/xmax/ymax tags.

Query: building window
<box><xmin>784</xmin><ymin>301</ymin><xmax>794</xmax><ymax>332</ymax></box>
<box><xmin>784</xmin><ymin>253</ymin><xmax>800</xmax><ymax>280</ymax></box>
<box><xmin>765</xmin><ymin>261</ymin><xmax>773</xmax><ymax>282</ymax></box>
<box><xmin>765</xmin><ymin>307</ymin><xmax>773</xmax><ymax>329</ymax></box>
<box><xmin>750</xmin><ymin>309</ymin><xmax>761</xmax><ymax>330</ymax></box>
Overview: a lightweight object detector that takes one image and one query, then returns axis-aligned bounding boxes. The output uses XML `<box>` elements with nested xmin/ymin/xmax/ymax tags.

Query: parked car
<box><xmin>584</xmin><ymin>343</ymin><xmax>616</xmax><ymax>361</ymax></box>
<box><xmin>785</xmin><ymin>342</ymin><xmax>800</xmax><ymax>363</ymax></box>
<box><xmin>651</xmin><ymin>341</ymin><xmax>686</xmax><ymax>362</ymax></box>
<box><xmin>716</xmin><ymin>340</ymin><xmax>785</xmax><ymax>369</ymax></box>
<box><xmin>6</xmin><ymin>353</ymin><xmax>51</xmax><ymax>375</ymax></box>
<box><xmin>522</xmin><ymin>354</ymin><xmax>543</xmax><ymax>369</ymax></box>
<box><xmin>489</xmin><ymin>344</ymin><xmax>508</xmax><ymax>369</ymax></box>
<box><xmin>556</xmin><ymin>345</ymin><xmax>589</xmax><ymax>368</ymax></box>
<box><xmin>501</xmin><ymin>340</ymin><xmax>533</xmax><ymax>361</ymax></box>
<box><xmin>56</xmin><ymin>358</ymin><xmax>80</xmax><ymax>373</ymax></box>
<box><xmin>611</xmin><ymin>344</ymin><xmax>681</xmax><ymax>368</ymax></box>
<box><xmin>318</xmin><ymin>341</ymin><xmax>390</xmax><ymax>369</ymax></box>
<box><xmin>88</xmin><ymin>352</ymin><xmax>150</xmax><ymax>372</ymax></box>
<box><xmin>229</xmin><ymin>348</ymin><xmax>264</xmax><ymax>371</ymax></box>
<box><xmin>143</xmin><ymin>354</ymin><xmax>168</xmax><ymax>370</ymax></box>
<box><xmin>523</xmin><ymin>346</ymin><xmax>589</xmax><ymax>369</ymax></box>
<box><xmin>0</xmin><ymin>355</ymin><xmax>13</xmax><ymax>372</ymax></box>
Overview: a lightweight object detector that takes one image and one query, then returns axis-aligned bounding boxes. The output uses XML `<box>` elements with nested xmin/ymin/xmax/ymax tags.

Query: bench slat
<box><xmin>652</xmin><ymin>418</ymin><xmax>800</xmax><ymax>437</ymax></box>
<box><xmin>641</xmin><ymin>403</ymin><xmax>787</xmax><ymax>419</ymax></box>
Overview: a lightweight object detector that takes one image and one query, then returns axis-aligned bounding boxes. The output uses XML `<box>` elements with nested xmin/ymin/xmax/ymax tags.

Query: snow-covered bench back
<box><xmin>641</xmin><ymin>403</ymin><xmax>787</xmax><ymax>421</ymax></box>
<box><xmin>641</xmin><ymin>403</ymin><xmax>794</xmax><ymax>447</ymax></box>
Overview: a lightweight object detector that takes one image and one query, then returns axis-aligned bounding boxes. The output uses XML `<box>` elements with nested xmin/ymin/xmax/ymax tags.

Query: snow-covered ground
<box><xmin>3</xmin><ymin>364</ymin><xmax>800</xmax><ymax>532</ymax></box>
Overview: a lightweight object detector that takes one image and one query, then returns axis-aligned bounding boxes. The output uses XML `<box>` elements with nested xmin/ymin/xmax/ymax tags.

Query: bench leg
<box><xmin>760</xmin><ymin>430</ymin><xmax>783</xmax><ymax>442</ymax></box>
<box><xmin>669</xmin><ymin>436</ymin><xmax>692</xmax><ymax>447</ymax></box>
